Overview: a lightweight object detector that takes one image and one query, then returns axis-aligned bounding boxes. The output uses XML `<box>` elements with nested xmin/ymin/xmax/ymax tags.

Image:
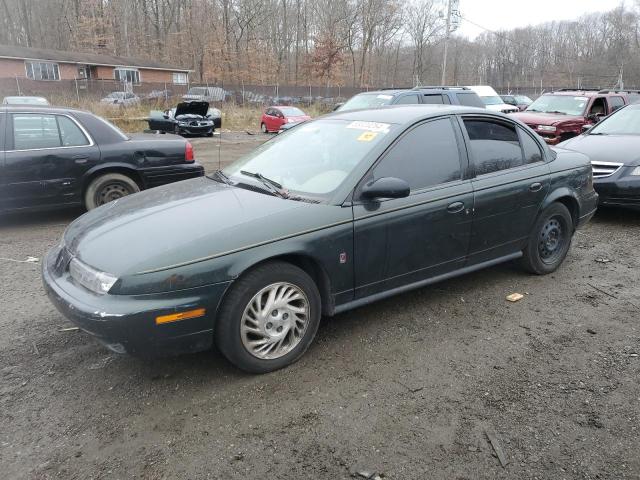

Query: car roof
<box><xmin>327</xmin><ymin>104</ymin><xmax>495</xmax><ymax>125</ymax></box>
<box><xmin>0</xmin><ymin>105</ymin><xmax>89</xmax><ymax>115</ymax></box>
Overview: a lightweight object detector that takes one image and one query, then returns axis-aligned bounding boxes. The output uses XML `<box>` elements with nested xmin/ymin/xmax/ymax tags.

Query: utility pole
<box><xmin>441</xmin><ymin>0</ymin><xmax>460</xmax><ymax>86</ymax></box>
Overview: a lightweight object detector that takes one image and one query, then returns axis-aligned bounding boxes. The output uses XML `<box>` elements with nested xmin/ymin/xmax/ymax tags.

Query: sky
<box><xmin>456</xmin><ymin>0</ymin><xmax>624</xmax><ymax>39</ymax></box>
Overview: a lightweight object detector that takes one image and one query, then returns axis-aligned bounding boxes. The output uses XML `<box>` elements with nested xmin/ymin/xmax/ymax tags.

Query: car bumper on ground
<box><xmin>594</xmin><ymin>167</ymin><xmax>640</xmax><ymax>210</ymax></box>
<box><xmin>42</xmin><ymin>245</ymin><xmax>231</xmax><ymax>358</ymax></box>
<box><xmin>139</xmin><ymin>163</ymin><xmax>204</xmax><ymax>189</ymax></box>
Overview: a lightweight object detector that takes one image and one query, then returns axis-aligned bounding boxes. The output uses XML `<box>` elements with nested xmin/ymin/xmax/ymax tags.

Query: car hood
<box><xmin>286</xmin><ymin>115</ymin><xmax>311</xmax><ymax>122</ymax></box>
<box><xmin>558</xmin><ymin>134</ymin><xmax>640</xmax><ymax>166</ymax></box>
<box><xmin>63</xmin><ymin>177</ymin><xmax>346</xmax><ymax>276</ymax></box>
<box><xmin>175</xmin><ymin>101</ymin><xmax>209</xmax><ymax>118</ymax></box>
<box><xmin>513</xmin><ymin>111</ymin><xmax>583</xmax><ymax>126</ymax></box>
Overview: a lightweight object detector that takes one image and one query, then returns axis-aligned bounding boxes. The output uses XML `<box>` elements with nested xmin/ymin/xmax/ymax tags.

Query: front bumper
<box><xmin>139</xmin><ymin>163</ymin><xmax>204</xmax><ymax>189</ymax></box>
<box><xmin>177</xmin><ymin>124</ymin><xmax>214</xmax><ymax>136</ymax></box>
<box><xmin>594</xmin><ymin>167</ymin><xmax>640</xmax><ymax>211</ymax></box>
<box><xmin>42</xmin><ymin>246</ymin><xmax>231</xmax><ymax>358</ymax></box>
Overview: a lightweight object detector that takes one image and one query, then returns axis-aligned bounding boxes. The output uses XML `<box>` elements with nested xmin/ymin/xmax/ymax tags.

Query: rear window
<box><xmin>456</xmin><ymin>92</ymin><xmax>485</xmax><ymax>108</ymax></box>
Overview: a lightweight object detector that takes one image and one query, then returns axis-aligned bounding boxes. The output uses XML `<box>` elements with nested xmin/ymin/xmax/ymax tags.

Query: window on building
<box><xmin>114</xmin><ymin>68</ymin><xmax>140</xmax><ymax>84</ymax></box>
<box><xmin>25</xmin><ymin>61</ymin><xmax>60</xmax><ymax>81</ymax></box>
<box><xmin>172</xmin><ymin>72</ymin><xmax>188</xmax><ymax>84</ymax></box>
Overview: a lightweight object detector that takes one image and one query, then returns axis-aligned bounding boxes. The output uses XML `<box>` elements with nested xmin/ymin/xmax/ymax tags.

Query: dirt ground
<box><xmin>1</xmin><ymin>134</ymin><xmax>639</xmax><ymax>480</ymax></box>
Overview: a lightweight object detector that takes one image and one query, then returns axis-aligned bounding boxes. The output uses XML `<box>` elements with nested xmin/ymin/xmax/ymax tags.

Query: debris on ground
<box><xmin>595</xmin><ymin>257</ymin><xmax>612</xmax><ymax>264</ymax></box>
<box><xmin>506</xmin><ymin>293</ymin><xmax>524</xmax><ymax>302</ymax></box>
<box><xmin>586</xmin><ymin>329</ymin><xmax>597</xmax><ymax>335</ymax></box>
<box><xmin>87</xmin><ymin>356</ymin><xmax>114</xmax><ymax>370</ymax></box>
<box><xmin>58</xmin><ymin>327</ymin><xmax>79</xmax><ymax>332</ymax></box>
<box><xmin>353</xmin><ymin>470</ymin><xmax>382</xmax><ymax>479</ymax></box>
<box><xmin>0</xmin><ymin>256</ymin><xmax>40</xmax><ymax>264</ymax></box>
<box><xmin>485</xmin><ymin>427</ymin><xmax>508</xmax><ymax>468</ymax></box>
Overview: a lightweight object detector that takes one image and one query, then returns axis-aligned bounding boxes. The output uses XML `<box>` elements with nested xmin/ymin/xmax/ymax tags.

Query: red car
<box><xmin>512</xmin><ymin>89</ymin><xmax>629</xmax><ymax>145</ymax></box>
<box><xmin>260</xmin><ymin>106</ymin><xmax>311</xmax><ymax>133</ymax></box>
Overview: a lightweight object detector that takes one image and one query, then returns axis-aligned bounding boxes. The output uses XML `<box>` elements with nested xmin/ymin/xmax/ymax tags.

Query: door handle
<box><xmin>447</xmin><ymin>201</ymin><xmax>465</xmax><ymax>214</ymax></box>
<box><xmin>73</xmin><ymin>155</ymin><xmax>89</xmax><ymax>164</ymax></box>
<box><xmin>529</xmin><ymin>182</ymin><xmax>543</xmax><ymax>192</ymax></box>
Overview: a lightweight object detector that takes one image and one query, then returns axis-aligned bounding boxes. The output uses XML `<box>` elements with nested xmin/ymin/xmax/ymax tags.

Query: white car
<box><xmin>100</xmin><ymin>91</ymin><xmax>141</xmax><ymax>106</ymax></box>
<box><xmin>467</xmin><ymin>86</ymin><xmax>518</xmax><ymax>114</ymax></box>
<box><xmin>2</xmin><ymin>96</ymin><xmax>49</xmax><ymax>105</ymax></box>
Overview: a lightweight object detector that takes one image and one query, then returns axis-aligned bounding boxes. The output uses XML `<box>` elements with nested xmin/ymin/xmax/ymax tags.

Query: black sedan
<box><xmin>147</xmin><ymin>101</ymin><xmax>221</xmax><ymax>136</ymax></box>
<box><xmin>43</xmin><ymin>106</ymin><xmax>598</xmax><ymax>373</ymax></box>
<box><xmin>559</xmin><ymin>104</ymin><xmax>640</xmax><ymax>211</ymax></box>
<box><xmin>0</xmin><ymin>105</ymin><xmax>204</xmax><ymax>212</ymax></box>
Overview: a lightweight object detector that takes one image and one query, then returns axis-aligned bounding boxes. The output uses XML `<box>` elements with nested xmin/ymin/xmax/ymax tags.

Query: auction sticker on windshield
<box><xmin>347</xmin><ymin>121</ymin><xmax>391</xmax><ymax>133</ymax></box>
<box><xmin>357</xmin><ymin>131</ymin><xmax>378</xmax><ymax>142</ymax></box>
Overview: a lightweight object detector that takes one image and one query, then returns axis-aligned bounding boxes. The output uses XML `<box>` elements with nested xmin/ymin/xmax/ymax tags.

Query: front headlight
<box><xmin>538</xmin><ymin>125</ymin><xmax>557</xmax><ymax>133</ymax></box>
<box><xmin>178</xmin><ymin>121</ymin><xmax>188</xmax><ymax>126</ymax></box>
<box><xmin>631</xmin><ymin>166</ymin><xmax>640</xmax><ymax>176</ymax></box>
<box><xmin>69</xmin><ymin>258</ymin><xmax>118</xmax><ymax>295</ymax></box>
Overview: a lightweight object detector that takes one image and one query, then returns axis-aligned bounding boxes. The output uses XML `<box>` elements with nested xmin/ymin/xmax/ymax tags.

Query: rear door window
<box><xmin>422</xmin><ymin>94</ymin><xmax>445</xmax><ymax>105</ymax></box>
<box><xmin>12</xmin><ymin>114</ymin><xmax>60</xmax><ymax>150</ymax></box>
<box><xmin>463</xmin><ymin>119</ymin><xmax>524</xmax><ymax>175</ymax></box>
<box><xmin>371</xmin><ymin>117</ymin><xmax>462</xmax><ymax>192</ymax></box>
<box><xmin>456</xmin><ymin>93</ymin><xmax>485</xmax><ymax>108</ymax></box>
<box><xmin>0</xmin><ymin>113</ymin><xmax>5</xmax><ymax>151</ymax></box>
<box><xmin>395</xmin><ymin>94</ymin><xmax>420</xmax><ymax>105</ymax></box>
<box><xmin>609</xmin><ymin>96</ymin><xmax>625</xmax><ymax>112</ymax></box>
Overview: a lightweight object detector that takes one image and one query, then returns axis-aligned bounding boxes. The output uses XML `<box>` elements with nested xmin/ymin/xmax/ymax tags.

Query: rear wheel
<box><xmin>521</xmin><ymin>203</ymin><xmax>574</xmax><ymax>274</ymax></box>
<box><xmin>261</xmin><ymin>122</ymin><xmax>268</xmax><ymax>134</ymax></box>
<box><xmin>84</xmin><ymin>173</ymin><xmax>140</xmax><ymax>210</ymax></box>
<box><xmin>215</xmin><ymin>262</ymin><xmax>321</xmax><ymax>373</ymax></box>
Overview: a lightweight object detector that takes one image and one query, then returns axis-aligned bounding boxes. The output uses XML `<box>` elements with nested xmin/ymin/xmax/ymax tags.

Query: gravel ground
<box><xmin>1</xmin><ymin>134</ymin><xmax>639</xmax><ymax>480</ymax></box>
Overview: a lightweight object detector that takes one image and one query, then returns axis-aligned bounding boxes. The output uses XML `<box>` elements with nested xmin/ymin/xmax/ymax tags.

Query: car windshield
<box><xmin>279</xmin><ymin>107</ymin><xmax>305</xmax><ymax>116</ymax></box>
<box><xmin>515</xmin><ymin>95</ymin><xmax>532</xmax><ymax>104</ymax></box>
<box><xmin>526</xmin><ymin>95</ymin><xmax>588</xmax><ymax>115</ymax></box>
<box><xmin>339</xmin><ymin>93</ymin><xmax>395</xmax><ymax>111</ymax></box>
<box><xmin>589</xmin><ymin>106</ymin><xmax>640</xmax><ymax>135</ymax></box>
<box><xmin>223</xmin><ymin>119</ymin><xmax>395</xmax><ymax>198</ymax></box>
<box><xmin>480</xmin><ymin>95</ymin><xmax>505</xmax><ymax>106</ymax></box>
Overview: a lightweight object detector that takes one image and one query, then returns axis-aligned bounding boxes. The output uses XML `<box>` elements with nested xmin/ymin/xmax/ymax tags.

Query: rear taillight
<box><xmin>185</xmin><ymin>142</ymin><xmax>194</xmax><ymax>163</ymax></box>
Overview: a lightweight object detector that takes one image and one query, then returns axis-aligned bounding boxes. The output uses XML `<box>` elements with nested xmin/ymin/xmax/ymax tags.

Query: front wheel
<box><xmin>521</xmin><ymin>203</ymin><xmax>574</xmax><ymax>274</ymax></box>
<box><xmin>260</xmin><ymin>122</ymin><xmax>268</xmax><ymax>134</ymax></box>
<box><xmin>84</xmin><ymin>173</ymin><xmax>140</xmax><ymax>210</ymax></box>
<box><xmin>215</xmin><ymin>262</ymin><xmax>321</xmax><ymax>373</ymax></box>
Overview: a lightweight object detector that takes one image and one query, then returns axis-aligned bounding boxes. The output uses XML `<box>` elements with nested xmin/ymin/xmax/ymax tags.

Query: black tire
<box><xmin>84</xmin><ymin>173</ymin><xmax>140</xmax><ymax>210</ymax></box>
<box><xmin>521</xmin><ymin>202</ymin><xmax>574</xmax><ymax>275</ymax></box>
<box><xmin>215</xmin><ymin>262</ymin><xmax>321</xmax><ymax>374</ymax></box>
<box><xmin>260</xmin><ymin>122</ymin><xmax>268</xmax><ymax>134</ymax></box>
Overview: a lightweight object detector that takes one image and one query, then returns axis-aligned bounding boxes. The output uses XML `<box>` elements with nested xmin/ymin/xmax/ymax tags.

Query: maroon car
<box><xmin>512</xmin><ymin>89</ymin><xmax>629</xmax><ymax>145</ymax></box>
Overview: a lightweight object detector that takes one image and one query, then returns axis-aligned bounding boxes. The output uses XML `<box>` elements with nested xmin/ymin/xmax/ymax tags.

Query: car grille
<box><xmin>591</xmin><ymin>161</ymin><xmax>623</xmax><ymax>178</ymax></box>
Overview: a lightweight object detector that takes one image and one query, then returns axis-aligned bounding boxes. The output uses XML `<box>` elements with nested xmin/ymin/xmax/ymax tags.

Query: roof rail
<box><xmin>378</xmin><ymin>87</ymin><xmax>411</xmax><ymax>91</ymax></box>
<box><xmin>556</xmin><ymin>87</ymin><xmax>601</xmax><ymax>92</ymax></box>
<box><xmin>411</xmin><ymin>86</ymin><xmax>470</xmax><ymax>91</ymax></box>
<box><xmin>598</xmin><ymin>89</ymin><xmax>640</xmax><ymax>94</ymax></box>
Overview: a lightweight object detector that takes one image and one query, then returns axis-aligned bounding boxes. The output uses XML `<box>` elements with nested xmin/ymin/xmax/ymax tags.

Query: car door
<box><xmin>459</xmin><ymin>115</ymin><xmax>550</xmax><ymax>264</ymax></box>
<box><xmin>148</xmin><ymin>109</ymin><xmax>174</xmax><ymax>132</ymax></box>
<box><xmin>353</xmin><ymin>116</ymin><xmax>474</xmax><ymax>298</ymax></box>
<box><xmin>263</xmin><ymin>108</ymin><xmax>275</xmax><ymax>131</ymax></box>
<box><xmin>273</xmin><ymin>109</ymin><xmax>285</xmax><ymax>130</ymax></box>
<box><xmin>4</xmin><ymin>112</ymin><xmax>100</xmax><ymax>209</ymax></box>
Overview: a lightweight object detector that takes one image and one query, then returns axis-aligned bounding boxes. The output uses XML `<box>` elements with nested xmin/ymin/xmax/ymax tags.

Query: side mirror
<box><xmin>163</xmin><ymin>114</ymin><xmax>170</xmax><ymax>119</ymax></box>
<box><xmin>361</xmin><ymin>177</ymin><xmax>410</xmax><ymax>200</ymax></box>
<box><xmin>333</xmin><ymin>103</ymin><xmax>344</xmax><ymax>111</ymax></box>
<box><xmin>581</xmin><ymin>124</ymin><xmax>592</xmax><ymax>133</ymax></box>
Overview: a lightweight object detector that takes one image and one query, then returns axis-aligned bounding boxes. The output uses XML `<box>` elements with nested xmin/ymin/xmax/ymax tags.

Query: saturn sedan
<box><xmin>43</xmin><ymin>106</ymin><xmax>598</xmax><ymax>373</ymax></box>
<box><xmin>559</xmin><ymin>104</ymin><xmax>640</xmax><ymax>211</ymax></box>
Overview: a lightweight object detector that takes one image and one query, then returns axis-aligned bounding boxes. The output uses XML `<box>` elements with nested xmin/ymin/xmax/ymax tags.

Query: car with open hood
<box><xmin>148</xmin><ymin>101</ymin><xmax>221</xmax><ymax>136</ymax></box>
<box><xmin>559</xmin><ymin>104</ymin><xmax>640</xmax><ymax>211</ymax></box>
<box><xmin>43</xmin><ymin>105</ymin><xmax>597</xmax><ymax>373</ymax></box>
<box><xmin>512</xmin><ymin>89</ymin><xmax>629</xmax><ymax>145</ymax></box>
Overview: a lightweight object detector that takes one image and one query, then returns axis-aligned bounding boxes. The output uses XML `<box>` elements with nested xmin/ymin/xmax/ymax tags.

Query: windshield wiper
<box><xmin>588</xmin><ymin>132</ymin><xmax>608</xmax><ymax>135</ymax></box>
<box><xmin>240</xmin><ymin>170</ymin><xmax>288</xmax><ymax>198</ymax></box>
<box><xmin>546</xmin><ymin>110</ymin><xmax>567</xmax><ymax>115</ymax></box>
<box><xmin>210</xmin><ymin>169</ymin><xmax>233</xmax><ymax>185</ymax></box>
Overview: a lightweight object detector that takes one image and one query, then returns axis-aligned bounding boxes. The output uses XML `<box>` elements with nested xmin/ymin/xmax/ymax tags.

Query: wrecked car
<box><xmin>148</xmin><ymin>101</ymin><xmax>221</xmax><ymax>137</ymax></box>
